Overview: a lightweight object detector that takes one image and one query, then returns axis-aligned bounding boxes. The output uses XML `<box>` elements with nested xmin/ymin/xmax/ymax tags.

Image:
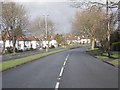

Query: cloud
<box><xmin>21</xmin><ymin>2</ymin><xmax>77</xmax><ymax>33</ymax></box>
<box><xmin>4</xmin><ymin>0</ymin><xmax>69</xmax><ymax>2</ymax></box>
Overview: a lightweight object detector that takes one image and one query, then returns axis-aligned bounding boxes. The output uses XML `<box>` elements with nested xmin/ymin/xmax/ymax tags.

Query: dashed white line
<box><xmin>55</xmin><ymin>54</ymin><xmax>70</xmax><ymax>90</ymax></box>
<box><xmin>65</xmin><ymin>54</ymin><xmax>69</xmax><ymax>61</ymax></box>
<box><xmin>59</xmin><ymin>67</ymin><xmax>64</xmax><ymax>77</ymax></box>
<box><xmin>58</xmin><ymin>78</ymin><xmax>61</xmax><ymax>80</ymax></box>
<box><xmin>65</xmin><ymin>58</ymin><xmax>67</xmax><ymax>61</ymax></box>
<box><xmin>63</xmin><ymin>61</ymin><xmax>66</xmax><ymax>66</ymax></box>
<box><xmin>55</xmin><ymin>82</ymin><xmax>60</xmax><ymax>90</ymax></box>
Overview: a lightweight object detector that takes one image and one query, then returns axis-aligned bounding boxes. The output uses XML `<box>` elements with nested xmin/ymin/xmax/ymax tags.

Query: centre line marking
<box><xmin>55</xmin><ymin>82</ymin><xmax>60</xmax><ymax>90</ymax></box>
<box><xmin>59</xmin><ymin>67</ymin><xmax>64</xmax><ymax>77</ymax></box>
<box><xmin>65</xmin><ymin>54</ymin><xmax>69</xmax><ymax>61</ymax></box>
<box><xmin>55</xmin><ymin>54</ymin><xmax>70</xmax><ymax>90</ymax></box>
<box><xmin>63</xmin><ymin>61</ymin><xmax>66</xmax><ymax>66</ymax></box>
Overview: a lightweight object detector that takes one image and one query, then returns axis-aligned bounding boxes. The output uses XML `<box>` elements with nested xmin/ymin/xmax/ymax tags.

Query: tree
<box><xmin>54</xmin><ymin>34</ymin><xmax>63</xmax><ymax>46</ymax></box>
<box><xmin>70</xmin><ymin>0</ymin><xmax>118</xmax><ymax>57</ymax></box>
<box><xmin>29</xmin><ymin>16</ymin><xmax>56</xmax><ymax>37</ymax></box>
<box><xmin>1</xmin><ymin>2</ymin><xmax>28</xmax><ymax>53</ymax></box>
<box><xmin>72</xmin><ymin>5</ymin><xmax>106</xmax><ymax>49</ymax></box>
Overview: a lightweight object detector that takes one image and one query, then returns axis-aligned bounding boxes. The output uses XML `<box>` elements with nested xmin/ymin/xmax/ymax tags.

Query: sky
<box><xmin>2</xmin><ymin>0</ymin><xmax>119</xmax><ymax>34</ymax></box>
<box><xmin>22</xmin><ymin>2</ymin><xmax>79</xmax><ymax>34</ymax></box>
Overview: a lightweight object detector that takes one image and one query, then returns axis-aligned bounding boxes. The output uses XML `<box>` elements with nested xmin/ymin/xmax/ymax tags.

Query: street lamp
<box><xmin>43</xmin><ymin>15</ymin><xmax>49</xmax><ymax>52</ymax></box>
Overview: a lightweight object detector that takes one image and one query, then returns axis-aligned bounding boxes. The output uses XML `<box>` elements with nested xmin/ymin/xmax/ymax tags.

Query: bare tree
<box><xmin>72</xmin><ymin>5</ymin><xmax>106</xmax><ymax>49</ymax></box>
<box><xmin>1</xmin><ymin>2</ymin><xmax>28</xmax><ymax>53</ymax></box>
<box><xmin>29</xmin><ymin>16</ymin><xmax>56</xmax><ymax>38</ymax></box>
<box><xmin>71</xmin><ymin>0</ymin><xmax>118</xmax><ymax>56</ymax></box>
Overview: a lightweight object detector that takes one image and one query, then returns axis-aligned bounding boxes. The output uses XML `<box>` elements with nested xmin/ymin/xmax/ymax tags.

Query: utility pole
<box><xmin>65</xmin><ymin>32</ymin><xmax>67</xmax><ymax>48</ymax></box>
<box><xmin>44</xmin><ymin>15</ymin><xmax>49</xmax><ymax>52</ymax></box>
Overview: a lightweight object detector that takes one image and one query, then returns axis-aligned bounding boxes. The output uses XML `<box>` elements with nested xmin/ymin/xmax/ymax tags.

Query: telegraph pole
<box><xmin>44</xmin><ymin>15</ymin><xmax>49</xmax><ymax>52</ymax></box>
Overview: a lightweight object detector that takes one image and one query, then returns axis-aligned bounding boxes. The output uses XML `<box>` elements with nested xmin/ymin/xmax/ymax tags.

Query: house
<box><xmin>16</xmin><ymin>36</ymin><xmax>40</xmax><ymax>51</ymax></box>
<box><xmin>40</xmin><ymin>36</ymin><xmax>58</xmax><ymax>49</ymax></box>
<box><xmin>49</xmin><ymin>39</ymin><xmax>58</xmax><ymax>48</ymax></box>
<box><xmin>64</xmin><ymin>34</ymin><xmax>91</xmax><ymax>45</ymax></box>
<box><xmin>28</xmin><ymin>36</ymin><xmax>40</xmax><ymax>49</ymax></box>
<box><xmin>0</xmin><ymin>32</ymin><xmax>59</xmax><ymax>52</ymax></box>
<box><xmin>16</xmin><ymin>36</ymin><xmax>30</xmax><ymax>51</ymax></box>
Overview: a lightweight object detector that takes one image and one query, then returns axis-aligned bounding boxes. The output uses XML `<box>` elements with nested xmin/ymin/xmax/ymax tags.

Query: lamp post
<box><xmin>44</xmin><ymin>15</ymin><xmax>49</xmax><ymax>52</ymax></box>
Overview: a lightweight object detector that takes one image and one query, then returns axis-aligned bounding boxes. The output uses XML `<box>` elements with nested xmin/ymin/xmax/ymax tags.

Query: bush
<box><xmin>111</xmin><ymin>42</ymin><xmax>120</xmax><ymax>51</ymax></box>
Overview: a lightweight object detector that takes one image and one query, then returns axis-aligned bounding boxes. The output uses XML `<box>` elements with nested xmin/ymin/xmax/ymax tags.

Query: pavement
<box><xmin>2</xmin><ymin>47</ymin><xmax>64</xmax><ymax>62</ymax></box>
<box><xmin>2</xmin><ymin>46</ymin><xmax>118</xmax><ymax>88</ymax></box>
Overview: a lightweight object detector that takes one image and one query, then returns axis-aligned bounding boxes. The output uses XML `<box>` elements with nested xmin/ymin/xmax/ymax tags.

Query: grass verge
<box><xmin>0</xmin><ymin>49</ymin><xmax>68</xmax><ymax>72</ymax></box>
<box><xmin>86</xmin><ymin>48</ymin><xmax>100</xmax><ymax>52</ymax></box>
<box><xmin>86</xmin><ymin>48</ymin><xmax>120</xmax><ymax>68</ymax></box>
<box><xmin>106</xmin><ymin>59</ymin><xmax>120</xmax><ymax>67</ymax></box>
<box><xmin>95</xmin><ymin>55</ymin><xmax>108</xmax><ymax>59</ymax></box>
<box><xmin>96</xmin><ymin>52</ymin><xmax>120</xmax><ymax>59</ymax></box>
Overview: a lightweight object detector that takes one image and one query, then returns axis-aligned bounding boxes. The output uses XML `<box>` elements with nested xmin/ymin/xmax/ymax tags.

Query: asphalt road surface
<box><xmin>2</xmin><ymin>46</ymin><xmax>118</xmax><ymax>88</ymax></box>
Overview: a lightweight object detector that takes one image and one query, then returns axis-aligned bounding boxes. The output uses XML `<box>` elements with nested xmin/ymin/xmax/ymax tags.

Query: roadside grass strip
<box><xmin>96</xmin><ymin>52</ymin><xmax>120</xmax><ymax>59</ymax></box>
<box><xmin>95</xmin><ymin>55</ymin><xmax>109</xmax><ymax>59</ymax></box>
<box><xmin>0</xmin><ymin>49</ymin><xmax>68</xmax><ymax>71</ymax></box>
<box><xmin>86</xmin><ymin>48</ymin><xmax>100</xmax><ymax>52</ymax></box>
<box><xmin>111</xmin><ymin>52</ymin><xmax>120</xmax><ymax>58</ymax></box>
<box><xmin>107</xmin><ymin>59</ymin><xmax>120</xmax><ymax>67</ymax></box>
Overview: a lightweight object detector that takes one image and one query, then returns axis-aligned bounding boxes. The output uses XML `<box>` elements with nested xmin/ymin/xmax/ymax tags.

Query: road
<box><xmin>2</xmin><ymin>46</ymin><xmax>118</xmax><ymax>88</ymax></box>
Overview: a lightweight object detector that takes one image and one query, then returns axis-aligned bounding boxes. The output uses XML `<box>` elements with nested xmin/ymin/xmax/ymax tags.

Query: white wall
<box><xmin>31</xmin><ymin>41</ymin><xmax>37</xmax><ymax>49</ymax></box>
<box><xmin>49</xmin><ymin>40</ymin><xmax>58</xmax><ymax>47</ymax></box>
<box><xmin>80</xmin><ymin>39</ymin><xmax>90</xmax><ymax>44</ymax></box>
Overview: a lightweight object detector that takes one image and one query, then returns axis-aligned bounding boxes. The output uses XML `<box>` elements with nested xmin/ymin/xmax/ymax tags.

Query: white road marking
<box><xmin>59</xmin><ymin>67</ymin><xmax>64</xmax><ymax>77</ymax></box>
<box><xmin>65</xmin><ymin>54</ymin><xmax>69</xmax><ymax>61</ymax></box>
<box><xmin>55</xmin><ymin>82</ymin><xmax>60</xmax><ymax>90</ymax></box>
<box><xmin>55</xmin><ymin>54</ymin><xmax>70</xmax><ymax>90</ymax></box>
<box><xmin>58</xmin><ymin>78</ymin><xmax>61</xmax><ymax>80</ymax></box>
<box><xmin>63</xmin><ymin>61</ymin><xmax>66</xmax><ymax>66</ymax></box>
<box><xmin>65</xmin><ymin>58</ymin><xmax>67</xmax><ymax>61</ymax></box>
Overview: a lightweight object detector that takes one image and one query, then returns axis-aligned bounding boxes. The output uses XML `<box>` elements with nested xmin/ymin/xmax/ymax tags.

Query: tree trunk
<box><xmin>107</xmin><ymin>29</ymin><xmax>111</xmax><ymax>58</ymax></box>
<box><xmin>91</xmin><ymin>38</ymin><xmax>95</xmax><ymax>50</ymax></box>
<box><xmin>2</xmin><ymin>40</ymin><xmax>6</xmax><ymax>54</ymax></box>
<box><xmin>107</xmin><ymin>40</ymin><xmax>111</xmax><ymax>58</ymax></box>
<box><xmin>12</xmin><ymin>37</ymin><xmax>16</xmax><ymax>54</ymax></box>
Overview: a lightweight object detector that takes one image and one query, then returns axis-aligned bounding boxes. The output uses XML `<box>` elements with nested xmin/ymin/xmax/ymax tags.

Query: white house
<box><xmin>49</xmin><ymin>39</ymin><xmax>58</xmax><ymax>48</ymax></box>
<box><xmin>28</xmin><ymin>36</ymin><xmax>39</xmax><ymax>49</ymax></box>
<box><xmin>80</xmin><ymin>38</ymin><xmax>91</xmax><ymax>44</ymax></box>
<box><xmin>42</xmin><ymin>39</ymin><xmax>58</xmax><ymax>48</ymax></box>
<box><xmin>16</xmin><ymin>36</ymin><xmax>40</xmax><ymax>50</ymax></box>
<box><xmin>0</xmin><ymin>33</ymin><xmax>60</xmax><ymax>52</ymax></box>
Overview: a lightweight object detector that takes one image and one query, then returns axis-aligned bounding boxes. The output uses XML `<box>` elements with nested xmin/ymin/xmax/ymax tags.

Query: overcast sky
<box><xmin>3</xmin><ymin>0</ymin><xmax>119</xmax><ymax>34</ymax></box>
<box><xmin>22</xmin><ymin>2</ymin><xmax>79</xmax><ymax>34</ymax></box>
<box><xmin>24</xmin><ymin>2</ymin><xmax>77</xmax><ymax>33</ymax></box>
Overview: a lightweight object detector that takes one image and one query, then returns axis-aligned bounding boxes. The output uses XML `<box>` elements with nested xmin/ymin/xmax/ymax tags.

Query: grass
<box><xmin>111</xmin><ymin>52</ymin><xmax>120</xmax><ymax>58</ymax></box>
<box><xmin>95</xmin><ymin>52</ymin><xmax>120</xmax><ymax>68</ymax></box>
<box><xmin>96</xmin><ymin>52</ymin><xmax>120</xmax><ymax>59</ymax></box>
<box><xmin>86</xmin><ymin>47</ymin><xmax>120</xmax><ymax>68</ymax></box>
<box><xmin>95</xmin><ymin>55</ymin><xmax>108</xmax><ymax>59</ymax></box>
<box><xmin>0</xmin><ymin>49</ymin><xmax>69</xmax><ymax>72</ymax></box>
<box><xmin>107</xmin><ymin>59</ymin><xmax>120</xmax><ymax>67</ymax></box>
<box><xmin>86</xmin><ymin>48</ymin><xmax>100</xmax><ymax>52</ymax></box>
